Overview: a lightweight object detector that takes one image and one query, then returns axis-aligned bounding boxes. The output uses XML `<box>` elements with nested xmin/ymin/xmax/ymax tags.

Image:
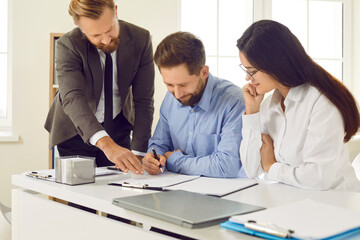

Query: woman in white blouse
<box><xmin>237</xmin><ymin>20</ymin><xmax>360</xmax><ymax>191</ymax></box>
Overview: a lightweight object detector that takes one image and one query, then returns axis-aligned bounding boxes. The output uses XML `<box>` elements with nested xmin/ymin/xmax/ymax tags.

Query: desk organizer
<box><xmin>55</xmin><ymin>155</ymin><xmax>95</xmax><ymax>185</ymax></box>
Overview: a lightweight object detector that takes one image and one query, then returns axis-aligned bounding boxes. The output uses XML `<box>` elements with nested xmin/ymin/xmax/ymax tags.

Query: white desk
<box><xmin>12</xmin><ymin>173</ymin><xmax>360</xmax><ymax>240</ymax></box>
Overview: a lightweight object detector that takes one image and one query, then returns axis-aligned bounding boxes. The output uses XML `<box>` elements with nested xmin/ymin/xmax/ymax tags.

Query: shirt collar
<box><xmin>270</xmin><ymin>84</ymin><xmax>307</xmax><ymax>109</ymax></box>
<box><xmin>196</xmin><ymin>73</ymin><xmax>216</xmax><ymax>112</ymax></box>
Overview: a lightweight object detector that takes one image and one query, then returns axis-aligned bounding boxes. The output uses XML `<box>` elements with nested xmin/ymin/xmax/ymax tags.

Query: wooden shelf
<box><xmin>49</xmin><ymin>33</ymin><xmax>63</xmax><ymax>169</ymax></box>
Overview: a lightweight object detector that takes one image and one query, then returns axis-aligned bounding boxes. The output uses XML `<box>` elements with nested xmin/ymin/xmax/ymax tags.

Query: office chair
<box><xmin>352</xmin><ymin>153</ymin><xmax>360</xmax><ymax>180</ymax></box>
<box><xmin>0</xmin><ymin>201</ymin><xmax>11</xmax><ymax>240</ymax></box>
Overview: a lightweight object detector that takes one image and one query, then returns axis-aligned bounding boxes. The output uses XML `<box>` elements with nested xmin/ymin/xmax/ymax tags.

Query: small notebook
<box><xmin>112</xmin><ymin>190</ymin><xmax>264</xmax><ymax>229</ymax></box>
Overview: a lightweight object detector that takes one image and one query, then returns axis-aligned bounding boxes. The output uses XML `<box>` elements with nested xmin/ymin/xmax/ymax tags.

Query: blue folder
<box><xmin>220</xmin><ymin>221</ymin><xmax>360</xmax><ymax>240</ymax></box>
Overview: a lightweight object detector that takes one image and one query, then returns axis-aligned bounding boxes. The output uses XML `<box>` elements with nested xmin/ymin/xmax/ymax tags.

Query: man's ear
<box><xmin>200</xmin><ymin>65</ymin><xmax>209</xmax><ymax>79</ymax></box>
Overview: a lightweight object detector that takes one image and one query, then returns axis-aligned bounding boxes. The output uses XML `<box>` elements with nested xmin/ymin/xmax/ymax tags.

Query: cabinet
<box><xmin>49</xmin><ymin>33</ymin><xmax>63</xmax><ymax>168</ymax></box>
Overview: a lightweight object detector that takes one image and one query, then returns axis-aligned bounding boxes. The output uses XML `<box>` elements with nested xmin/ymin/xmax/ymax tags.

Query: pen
<box><xmin>245</xmin><ymin>220</ymin><xmax>294</xmax><ymax>238</ymax></box>
<box><xmin>152</xmin><ymin>147</ymin><xmax>164</xmax><ymax>173</ymax></box>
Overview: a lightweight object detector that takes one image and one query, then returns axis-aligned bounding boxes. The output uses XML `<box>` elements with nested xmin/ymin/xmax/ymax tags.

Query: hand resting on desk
<box><xmin>96</xmin><ymin>136</ymin><xmax>144</xmax><ymax>175</ymax></box>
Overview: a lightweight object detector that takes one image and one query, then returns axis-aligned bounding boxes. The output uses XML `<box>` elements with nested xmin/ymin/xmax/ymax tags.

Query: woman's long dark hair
<box><xmin>237</xmin><ymin>20</ymin><xmax>359</xmax><ymax>142</ymax></box>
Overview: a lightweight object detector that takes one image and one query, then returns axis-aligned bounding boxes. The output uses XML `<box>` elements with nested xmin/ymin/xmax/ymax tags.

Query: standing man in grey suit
<box><xmin>45</xmin><ymin>0</ymin><xmax>154</xmax><ymax>174</ymax></box>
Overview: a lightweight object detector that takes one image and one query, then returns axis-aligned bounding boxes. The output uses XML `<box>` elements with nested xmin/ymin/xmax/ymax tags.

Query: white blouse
<box><xmin>240</xmin><ymin>84</ymin><xmax>360</xmax><ymax>191</ymax></box>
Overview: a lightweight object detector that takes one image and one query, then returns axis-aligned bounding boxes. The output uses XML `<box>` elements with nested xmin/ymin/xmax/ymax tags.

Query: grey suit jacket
<box><xmin>45</xmin><ymin>20</ymin><xmax>155</xmax><ymax>152</ymax></box>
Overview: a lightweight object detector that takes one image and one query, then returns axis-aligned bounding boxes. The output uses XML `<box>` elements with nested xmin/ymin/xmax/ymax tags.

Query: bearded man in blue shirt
<box><xmin>142</xmin><ymin>32</ymin><xmax>246</xmax><ymax>178</ymax></box>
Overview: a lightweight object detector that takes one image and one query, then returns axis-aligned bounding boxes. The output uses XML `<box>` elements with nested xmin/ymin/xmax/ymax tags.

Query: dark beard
<box><xmin>176</xmin><ymin>78</ymin><xmax>206</xmax><ymax>107</ymax></box>
<box><xmin>95</xmin><ymin>37</ymin><xmax>120</xmax><ymax>53</ymax></box>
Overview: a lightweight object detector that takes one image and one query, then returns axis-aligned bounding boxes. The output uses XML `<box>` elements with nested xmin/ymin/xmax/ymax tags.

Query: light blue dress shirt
<box><xmin>148</xmin><ymin>74</ymin><xmax>246</xmax><ymax>178</ymax></box>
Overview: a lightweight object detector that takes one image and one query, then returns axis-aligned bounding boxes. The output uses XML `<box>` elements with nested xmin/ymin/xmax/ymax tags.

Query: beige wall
<box><xmin>0</xmin><ymin>0</ymin><xmax>179</xmax><ymax>207</ymax></box>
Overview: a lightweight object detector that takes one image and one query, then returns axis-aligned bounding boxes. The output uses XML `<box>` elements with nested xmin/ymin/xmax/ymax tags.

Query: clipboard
<box><xmin>108</xmin><ymin>172</ymin><xmax>200</xmax><ymax>190</ymax></box>
<box><xmin>221</xmin><ymin>199</ymin><xmax>360</xmax><ymax>240</ymax></box>
<box><xmin>221</xmin><ymin>221</ymin><xmax>360</xmax><ymax>240</ymax></box>
<box><xmin>25</xmin><ymin>167</ymin><xmax>123</xmax><ymax>182</ymax></box>
<box><xmin>221</xmin><ymin>221</ymin><xmax>293</xmax><ymax>240</ymax></box>
<box><xmin>26</xmin><ymin>171</ymin><xmax>55</xmax><ymax>181</ymax></box>
<box><xmin>109</xmin><ymin>172</ymin><xmax>258</xmax><ymax>196</ymax></box>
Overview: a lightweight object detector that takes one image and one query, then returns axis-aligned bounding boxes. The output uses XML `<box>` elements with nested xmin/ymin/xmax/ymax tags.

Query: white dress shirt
<box><xmin>240</xmin><ymin>84</ymin><xmax>360</xmax><ymax>191</ymax></box>
<box><xmin>88</xmin><ymin>50</ymin><xmax>144</xmax><ymax>156</ymax></box>
<box><xmin>89</xmin><ymin>50</ymin><xmax>121</xmax><ymax>146</ymax></box>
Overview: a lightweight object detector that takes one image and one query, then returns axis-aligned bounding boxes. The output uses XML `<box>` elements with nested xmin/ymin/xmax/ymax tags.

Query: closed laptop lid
<box><xmin>112</xmin><ymin>190</ymin><xmax>264</xmax><ymax>229</ymax></box>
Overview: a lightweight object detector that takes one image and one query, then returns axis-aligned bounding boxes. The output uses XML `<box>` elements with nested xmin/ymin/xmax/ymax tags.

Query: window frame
<box><xmin>180</xmin><ymin>0</ymin><xmax>254</xmax><ymax>87</ymax></box>
<box><xmin>254</xmin><ymin>0</ymin><xmax>352</xmax><ymax>87</ymax></box>
<box><xmin>181</xmin><ymin>0</ymin><xmax>351</xmax><ymax>88</ymax></box>
<box><xmin>0</xmin><ymin>0</ymin><xmax>14</xmax><ymax>140</ymax></box>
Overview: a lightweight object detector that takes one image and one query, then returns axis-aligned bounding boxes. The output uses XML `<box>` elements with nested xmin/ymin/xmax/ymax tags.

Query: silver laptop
<box><xmin>112</xmin><ymin>190</ymin><xmax>264</xmax><ymax>229</ymax></box>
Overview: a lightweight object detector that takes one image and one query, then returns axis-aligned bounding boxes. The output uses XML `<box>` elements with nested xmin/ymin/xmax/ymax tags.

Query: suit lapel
<box><xmin>87</xmin><ymin>43</ymin><xmax>103</xmax><ymax>105</ymax></box>
<box><xmin>116</xmin><ymin>21</ymin><xmax>134</xmax><ymax>102</ymax></box>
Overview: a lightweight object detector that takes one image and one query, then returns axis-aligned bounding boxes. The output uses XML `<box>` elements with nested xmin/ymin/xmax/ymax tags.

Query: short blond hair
<box><xmin>68</xmin><ymin>0</ymin><xmax>115</xmax><ymax>23</ymax></box>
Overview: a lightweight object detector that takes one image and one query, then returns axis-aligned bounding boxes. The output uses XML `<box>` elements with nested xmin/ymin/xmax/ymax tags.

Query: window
<box><xmin>0</xmin><ymin>0</ymin><xmax>8</xmax><ymax>121</ymax></box>
<box><xmin>181</xmin><ymin>0</ymin><xmax>350</xmax><ymax>87</ymax></box>
<box><xmin>272</xmin><ymin>0</ymin><xmax>345</xmax><ymax>81</ymax></box>
<box><xmin>181</xmin><ymin>0</ymin><xmax>253</xmax><ymax>87</ymax></box>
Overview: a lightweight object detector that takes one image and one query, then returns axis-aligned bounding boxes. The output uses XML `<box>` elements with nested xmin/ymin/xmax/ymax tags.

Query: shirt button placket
<box><xmin>187</xmin><ymin>108</ymin><xmax>195</xmax><ymax>153</ymax></box>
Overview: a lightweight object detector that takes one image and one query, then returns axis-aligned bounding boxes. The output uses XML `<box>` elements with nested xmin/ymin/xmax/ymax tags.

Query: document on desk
<box><xmin>166</xmin><ymin>177</ymin><xmax>258</xmax><ymax>197</ymax></box>
<box><xmin>108</xmin><ymin>172</ymin><xmax>200</xmax><ymax>189</ymax></box>
<box><xmin>222</xmin><ymin>199</ymin><xmax>360</xmax><ymax>240</ymax></box>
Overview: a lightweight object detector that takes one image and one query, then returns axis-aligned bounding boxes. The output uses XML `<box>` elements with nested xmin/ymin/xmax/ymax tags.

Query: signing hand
<box><xmin>143</xmin><ymin>152</ymin><xmax>166</xmax><ymax>175</ymax></box>
<box><xmin>96</xmin><ymin>136</ymin><xmax>144</xmax><ymax>174</ymax></box>
<box><xmin>260</xmin><ymin>134</ymin><xmax>276</xmax><ymax>172</ymax></box>
<box><xmin>242</xmin><ymin>83</ymin><xmax>264</xmax><ymax>115</ymax></box>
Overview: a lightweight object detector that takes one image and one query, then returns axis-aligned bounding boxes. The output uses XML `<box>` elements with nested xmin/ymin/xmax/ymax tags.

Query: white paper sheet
<box><xmin>166</xmin><ymin>177</ymin><xmax>258</xmax><ymax>197</ymax></box>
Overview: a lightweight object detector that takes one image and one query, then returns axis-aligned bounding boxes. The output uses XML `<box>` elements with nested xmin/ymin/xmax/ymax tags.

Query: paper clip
<box><xmin>118</xmin><ymin>182</ymin><xmax>164</xmax><ymax>191</ymax></box>
<box><xmin>122</xmin><ymin>182</ymin><xmax>147</xmax><ymax>189</ymax></box>
<box><xmin>27</xmin><ymin>171</ymin><xmax>52</xmax><ymax>180</ymax></box>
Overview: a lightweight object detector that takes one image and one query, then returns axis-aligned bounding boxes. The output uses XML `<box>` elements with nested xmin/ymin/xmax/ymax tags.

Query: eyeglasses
<box><xmin>239</xmin><ymin>64</ymin><xmax>258</xmax><ymax>80</ymax></box>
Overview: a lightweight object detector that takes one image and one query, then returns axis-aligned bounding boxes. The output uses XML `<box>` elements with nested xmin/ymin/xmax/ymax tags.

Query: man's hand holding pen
<box><xmin>143</xmin><ymin>148</ymin><xmax>182</xmax><ymax>174</ymax></box>
<box><xmin>151</xmin><ymin>147</ymin><xmax>164</xmax><ymax>173</ymax></box>
<box><xmin>142</xmin><ymin>148</ymin><xmax>166</xmax><ymax>175</ymax></box>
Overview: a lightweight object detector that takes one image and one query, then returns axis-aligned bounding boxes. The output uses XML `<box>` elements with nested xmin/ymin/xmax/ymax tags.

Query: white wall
<box><xmin>0</xmin><ymin>0</ymin><xmax>179</xmax><ymax>207</ymax></box>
